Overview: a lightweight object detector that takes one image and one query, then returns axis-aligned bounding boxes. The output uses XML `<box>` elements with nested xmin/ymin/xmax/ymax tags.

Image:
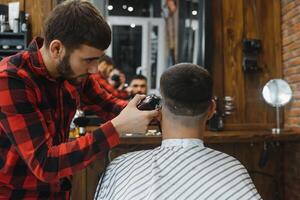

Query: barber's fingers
<box><xmin>128</xmin><ymin>94</ymin><xmax>146</xmax><ymax>106</ymax></box>
<box><xmin>144</xmin><ymin>109</ymin><xmax>159</xmax><ymax>120</ymax></box>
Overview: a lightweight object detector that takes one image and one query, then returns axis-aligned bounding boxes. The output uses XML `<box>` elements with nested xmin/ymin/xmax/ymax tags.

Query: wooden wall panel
<box><xmin>86</xmin><ymin>159</ymin><xmax>105</xmax><ymax>200</ymax></box>
<box><xmin>253</xmin><ymin>0</ymin><xmax>281</xmax><ymax>124</ymax></box>
<box><xmin>222</xmin><ymin>0</ymin><xmax>246</xmax><ymax>124</ymax></box>
<box><xmin>211</xmin><ymin>0</ymin><xmax>282</xmax><ymax>130</ymax></box>
<box><xmin>0</xmin><ymin>0</ymin><xmax>55</xmax><ymax>38</ymax></box>
<box><xmin>71</xmin><ymin>168</ymin><xmax>87</xmax><ymax>200</ymax></box>
<box><xmin>25</xmin><ymin>0</ymin><xmax>53</xmax><ymax>37</ymax></box>
<box><xmin>243</xmin><ymin>0</ymin><xmax>266</xmax><ymax>125</ymax></box>
<box><xmin>210</xmin><ymin>0</ymin><xmax>224</xmax><ymax>98</ymax></box>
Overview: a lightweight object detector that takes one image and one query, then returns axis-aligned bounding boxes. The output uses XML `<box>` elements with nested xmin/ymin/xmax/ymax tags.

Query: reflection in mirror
<box><xmin>105</xmin><ymin>0</ymin><xmax>165</xmax><ymax>92</ymax></box>
<box><xmin>262</xmin><ymin>79</ymin><xmax>292</xmax><ymax>134</ymax></box>
<box><xmin>178</xmin><ymin>0</ymin><xmax>211</xmax><ymax>69</ymax></box>
<box><xmin>111</xmin><ymin>25</ymin><xmax>142</xmax><ymax>82</ymax></box>
<box><xmin>107</xmin><ymin>0</ymin><xmax>161</xmax><ymax>17</ymax></box>
<box><xmin>97</xmin><ymin>0</ymin><xmax>211</xmax><ymax>92</ymax></box>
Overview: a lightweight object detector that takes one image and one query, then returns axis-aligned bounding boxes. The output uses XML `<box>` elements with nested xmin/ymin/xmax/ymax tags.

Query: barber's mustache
<box><xmin>67</xmin><ymin>73</ymin><xmax>90</xmax><ymax>84</ymax></box>
<box><xmin>73</xmin><ymin>73</ymin><xmax>90</xmax><ymax>79</ymax></box>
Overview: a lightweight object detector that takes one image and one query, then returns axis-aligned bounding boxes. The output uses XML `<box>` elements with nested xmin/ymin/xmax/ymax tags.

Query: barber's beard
<box><xmin>57</xmin><ymin>53</ymin><xmax>74</xmax><ymax>80</ymax></box>
<box><xmin>57</xmin><ymin>54</ymin><xmax>88</xmax><ymax>85</ymax></box>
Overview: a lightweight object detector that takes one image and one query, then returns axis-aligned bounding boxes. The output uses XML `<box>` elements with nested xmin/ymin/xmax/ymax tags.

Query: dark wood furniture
<box><xmin>71</xmin><ymin>129</ymin><xmax>298</xmax><ymax>200</ymax></box>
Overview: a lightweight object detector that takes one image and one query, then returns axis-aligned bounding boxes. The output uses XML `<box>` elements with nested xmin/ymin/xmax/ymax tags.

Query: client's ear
<box><xmin>156</xmin><ymin>106</ymin><xmax>163</xmax><ymax>122</ymax></box>
<box><xmin>207</xmin><ymin>99</ymin><xmax>216</xmax><ymax>120</ymax></box>
<box><xmin>157</xmin><ymin>110</ymin><xmax>162</xmax><ymax>121</ymax></box>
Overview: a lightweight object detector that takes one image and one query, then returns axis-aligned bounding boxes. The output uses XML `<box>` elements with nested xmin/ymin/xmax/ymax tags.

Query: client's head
<box><xmin>160</xmin><ymin>63</ymin><xmax>215</xmax><ymax>137</ymax></box>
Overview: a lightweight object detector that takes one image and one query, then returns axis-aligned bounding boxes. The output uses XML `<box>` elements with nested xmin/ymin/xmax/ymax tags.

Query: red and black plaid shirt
<box><xmin>92</xmin><ymin>73</ymin><xmax>129</xmax><ymax>100</ymax></box>
<box><xmin>0</xmin><ymin>38</ymin><xmax>127</xmax><ymax>199</ymax></box>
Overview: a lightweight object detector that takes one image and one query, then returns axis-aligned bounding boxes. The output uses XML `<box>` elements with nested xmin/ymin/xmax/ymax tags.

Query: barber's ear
<box><xmin>207</xmin><ymin>99</ymin><xmax>216</xmax><ymax>120</ymax></box>
<box><xmin>49</xmin><ymin>40</ymin><xmax>65</xmax><ymax>59</ymax></box>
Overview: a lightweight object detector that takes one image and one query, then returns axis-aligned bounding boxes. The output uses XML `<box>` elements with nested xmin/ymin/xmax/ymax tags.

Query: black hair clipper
<box><xmin>137</xmin><ymin>94</ymin><xmax>162</xmax><ymax>133</ymax></box>
<box><xmin>137</xmin><ymin>94</ymin><xmax>161</xmax><ymax>111</ymax></box>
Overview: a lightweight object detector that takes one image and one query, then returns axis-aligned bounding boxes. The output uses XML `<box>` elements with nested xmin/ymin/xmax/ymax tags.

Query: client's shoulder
<box><xmin>203</xmin><ymin>147</ymin><xmax>245</xmax><ymax>166</ymax></box>
<box><xmin>109</xmin><ymin>148</ymin><xmax>156</xmax><ymax>167</ymax></box>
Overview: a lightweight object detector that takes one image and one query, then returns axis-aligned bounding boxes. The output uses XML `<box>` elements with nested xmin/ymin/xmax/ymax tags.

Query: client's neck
<box><xmin>161</xmin><ymin>114</ymin><xmax>206</xmax><ymax>140</ymax></box>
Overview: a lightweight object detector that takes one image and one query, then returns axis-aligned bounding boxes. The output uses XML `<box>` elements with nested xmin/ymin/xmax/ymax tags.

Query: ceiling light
<box><xmin>128</xmin><ymin>6</ymin><xmax>134</xmax><ymax>12</ymax></box>
<box><xmin>107</xmin><ymin>5</ymin><xmax>113</xmax><ymax>11</ymax></box>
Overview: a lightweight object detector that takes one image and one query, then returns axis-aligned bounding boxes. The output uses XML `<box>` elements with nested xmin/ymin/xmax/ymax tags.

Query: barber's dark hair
<box><xmin>99</xmin><ymin>55</ymin><xmax>115</xmax><ymax>66</ymax></box>
<box><xmin>43</xmin><ymin>0</ymin><xmax>111</xmax><ymax>51</ymax></box>
<box><xmin>131</xmin><ymin>74</ymin><xmax>147</xmax><ymax>82</ymax></box>
<box><xmin>160</xmin><ymin>63</ymin><xmax>213</xmax><ymax>116</ymax></box>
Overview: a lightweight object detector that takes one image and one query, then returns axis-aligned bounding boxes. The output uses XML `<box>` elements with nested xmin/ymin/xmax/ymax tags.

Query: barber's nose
<box><xmin>88</xmin><ymin>65</ymin><xmax>98</xmax><ymax>74</ymax></box>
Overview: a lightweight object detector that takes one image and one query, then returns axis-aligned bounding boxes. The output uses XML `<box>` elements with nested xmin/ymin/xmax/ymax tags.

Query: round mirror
<box><xmin>262</xmin><ymin>79</ymin><xmax>292</xmax><ymax>107</ymax></box>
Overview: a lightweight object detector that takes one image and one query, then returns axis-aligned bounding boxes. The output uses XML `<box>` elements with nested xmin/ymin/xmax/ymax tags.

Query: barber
<box><xmin>0</xmin><ymin>1</ymin><xmax>158</xmax><ymax>199</ymax></box>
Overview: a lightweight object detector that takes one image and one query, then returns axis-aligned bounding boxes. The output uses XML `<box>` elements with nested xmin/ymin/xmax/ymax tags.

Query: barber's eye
<box><xmin>85</xmin><ymin>59</ymin><xmax>94</xmax><ymax>64</ymax></box>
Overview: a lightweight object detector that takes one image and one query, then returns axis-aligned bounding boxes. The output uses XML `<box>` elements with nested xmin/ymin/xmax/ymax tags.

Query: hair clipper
<box><xmin>137</xmin><ymin>94</ymin><xmax>162</xmax><ymax>133</ymax></box>
<box><xmin>137</xmin><ymin>94</ymin><xmax>161</xmax><ymax>110</ymax></box>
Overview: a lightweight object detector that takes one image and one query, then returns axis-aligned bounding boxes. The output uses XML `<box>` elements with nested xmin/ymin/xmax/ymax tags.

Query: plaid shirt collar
<box><xmin>25</xmin><ymin>37</ymin><xmax>57</xmax><ymax>82</ymax></box>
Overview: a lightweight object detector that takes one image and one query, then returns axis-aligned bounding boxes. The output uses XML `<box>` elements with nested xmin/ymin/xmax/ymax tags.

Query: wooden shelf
<box><xmin>85</xmin><ymin>126</ymin><xmax>300</xmax><ymax>145</ymax></box>
<box><xmin>0</xmin><ymin>32</ymin><xmax>28</xmax><ymax>59</ymax></box>
<box><xmin>203</xmin><ymin>130</ymin><xmax>300</xmax><ymax>143</ymax></box>
<box><xmin>118</xmin><ymin>130</ymin><xmax>300</xmax><ymax>145</ymax></box>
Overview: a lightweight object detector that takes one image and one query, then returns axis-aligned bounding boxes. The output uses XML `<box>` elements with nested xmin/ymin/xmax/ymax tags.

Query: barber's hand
<box><xmin>125</xmin><ymin>86</ymin><xmax>133</xmax><ymax>94</ymax></box>
<box><xmin>111</xmin><ymin>94</ymin><xmax>159</xmax><ymax>134</ymax></box>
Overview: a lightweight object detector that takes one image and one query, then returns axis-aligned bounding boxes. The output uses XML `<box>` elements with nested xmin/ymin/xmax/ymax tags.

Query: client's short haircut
<box><xmin>160</xmin><ymin>63</ymin><xmax>213</xmax><ymax>116</ymax></box>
